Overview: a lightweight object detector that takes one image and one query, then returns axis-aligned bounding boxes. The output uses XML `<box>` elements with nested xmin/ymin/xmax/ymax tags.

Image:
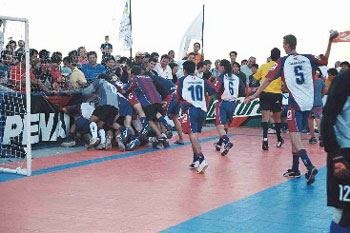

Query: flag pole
<box><xmin>201</xmin><ymin>4</ymin><xmax>205</xmax><ymax>61</ymax></box>
<box><xmin>129</xmin><ymin>0</ymin><xmax>132</xmax><ymax>65</ymax></box>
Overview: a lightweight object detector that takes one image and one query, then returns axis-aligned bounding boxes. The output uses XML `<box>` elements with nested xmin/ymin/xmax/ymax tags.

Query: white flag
<box><xmin>118</xmin><ymin>1</ymin><xmax>133</xmax><ymax>50</ymax></box>
<box><xmin>178</xmin><ymin>10</ymin><xmax>203</xmax><ymax>61</ymax></box>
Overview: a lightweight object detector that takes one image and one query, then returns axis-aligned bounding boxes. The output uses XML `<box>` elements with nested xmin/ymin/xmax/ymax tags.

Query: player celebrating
<box><xmin>245</xmin><ymin>33</ymin><xmax>336</xmax><ymax>185</ymax></box>
<box><xmin>213</xmin><ymin>59</ymin><xmax>241</xmax><ymax>156</ymax></box>
<box><xmin>176</xmin><ymin>61</ymin><xmax>218</xmax><ymax>173</ymax></box>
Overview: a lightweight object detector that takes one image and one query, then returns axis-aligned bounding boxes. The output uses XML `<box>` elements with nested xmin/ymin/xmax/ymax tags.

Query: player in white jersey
<box><xmin>214</xmin><ymin>59</ymin><xmax>241</xmax><ymax>156</ymax></box>
<box><xmin>176</xmin><ymin>61</ymin><xmax>218</xmax><ymax>173</ymax></box>
<box><xmin>245</xmin><ymin>33</ymin><xmax>337</xmax><ymax>185</ymax></box>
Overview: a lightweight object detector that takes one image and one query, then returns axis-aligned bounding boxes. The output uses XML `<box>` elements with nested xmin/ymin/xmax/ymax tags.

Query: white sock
<box><xmin>98</xmin><ymin>129</ymin><xmax>106</xmax><ymax>144</ymax></box>
<box><xmin>89</xmin><ymin>122</ymin><xmax>98</xmax><ymax>139</ymax></box>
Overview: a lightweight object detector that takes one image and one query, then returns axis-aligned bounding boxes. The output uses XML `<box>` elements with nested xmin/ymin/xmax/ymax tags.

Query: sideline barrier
<box><xmin>0</xmin><ymin>91</ymin><xmax>82</xmax><ymax>146</ymax></box>
<box><xmin>205</xmin><ymin>93</ymin><xmax>291</xmax><ymax>127</ymax></box>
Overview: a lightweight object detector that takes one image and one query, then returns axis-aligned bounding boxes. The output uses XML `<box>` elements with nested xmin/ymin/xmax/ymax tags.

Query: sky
<box><xmin>1</xmin><ymin>0</ymin><xmax>349</xmax><ymax>67</ymax></box>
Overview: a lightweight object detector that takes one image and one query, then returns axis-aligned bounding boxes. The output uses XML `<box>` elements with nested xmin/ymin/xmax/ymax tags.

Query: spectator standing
<box><xmin>241</xmin><ymin>56</ymin><xmax>256</xmax><ymax>87</ymax></box>
<box><xmin>326</xmin><ymin>68</ymin><xmax>338</xmax><ymax>89</ymax></box>
<box><xmin>168</xmin><ymin>50</ymin><xmax>175</xmax><ymax>62</ymax></box>
<box><xmin>186</xmin><ymin>42</ymin><xmax>202</xmax><ymax>65</ymax></box>
<box><xmin>64</xmin><ymin>56</ymin><xmax>87</xmax><ymax>91</ymax></box>
<box><xmin>229</xmin><ymin>51</ymin><xmax>237</xmax><ymax>65</ymax></box>
<box><xmin>133</xmin><ymin>52</ymin><xmax>146</xmax><ymax>70</ymax></box>
<box><xmin>82</xmin><ymin>51</ymin><xmax>106</xmax><ymax>83</ymax></box>
<box><xmin>100</xmin><ymin>35</ymin><xmax>113</xmax><ymax>62</ymax></box>
<box><xmin>154</xmin><ymin>54</ymin><xmax>172</xmax><ymax>80</ymax></box>
<box><xmin>78</xmin><ymin>46</ymin><xmax>88</xmax><ymax>65</ymax></box>
<box><xmin>308</xmin><ymin>68</ymin><xmax>327</xmax><ymax>146</ymax></box>
<box><xmin>211</xmin><ymin>59</ymin><xmax>221</xmax><ymax>77</ymax></box>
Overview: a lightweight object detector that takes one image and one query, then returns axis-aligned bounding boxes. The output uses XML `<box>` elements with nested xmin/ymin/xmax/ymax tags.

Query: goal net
<box><xmin>0</xmin><ymin>16</ymin><xmax>31</xmax><ymax>176</ymax></box>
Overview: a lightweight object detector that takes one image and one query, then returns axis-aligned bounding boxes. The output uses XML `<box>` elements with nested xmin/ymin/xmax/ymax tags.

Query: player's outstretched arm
<box><xmin>244</xmin><ymin>78</ymin><xmax>272</xmax><ymax>104</ymax></box>
<box><xmin>324</xmin><ymin>31</ymin><xmax>338</xmax><ymax>59</ymax></box>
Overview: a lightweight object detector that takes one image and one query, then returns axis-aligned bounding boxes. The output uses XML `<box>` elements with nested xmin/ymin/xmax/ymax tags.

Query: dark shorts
<box><xmin>216</xmin><ymin>100</ymin><xmax>236</xmax><ymax>125</ymax></box>
<box><xmin>180</xmin><ymin>106</ymin><xmax>206</xmax><ymax>134</ymax></box>
<box><xmin>327</xmin><ymin>148</ymin><xmax>350</xmax><ymax>209</ymax></box>
<box><xmin>164</xmin><ymin>92</ymin><xmax>180</xmax><ymax>117</ymax></box>
<box><xmin>143</xmin><ymin>103</ymin><xmax>163</xmax><ymax>121</ymax></box>
<box><xmin>92</xmin><ymin>105</ymin><xmax>119</xmax><ymax>127</ymax></box>
<box><xmin>75</xmin><ymin>117</ymin><xmax>91</xmax><ymax>135</ymax></box>
<box><xmin>259</xmin><ymin>92</ymin><xmax>282</xmax><ymax>113</ymax></box>
<box><xmin>119</xmin><ymin>97</ymin><xmax>134</xmax><ymax>117</ymax></box>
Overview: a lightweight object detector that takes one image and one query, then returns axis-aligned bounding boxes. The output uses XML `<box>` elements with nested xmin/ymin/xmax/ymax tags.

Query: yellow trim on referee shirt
<box><xmin>253</xmin><ymin>61</ymin><xmax>282</xmax><ymax>94</ymax></box>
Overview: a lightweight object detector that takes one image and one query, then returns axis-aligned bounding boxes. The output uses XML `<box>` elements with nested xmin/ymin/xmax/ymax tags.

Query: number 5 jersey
<box><xmin>266</xmin><ymin>53</ymin><xmax>328</xmax><ymax>111</ymax></box>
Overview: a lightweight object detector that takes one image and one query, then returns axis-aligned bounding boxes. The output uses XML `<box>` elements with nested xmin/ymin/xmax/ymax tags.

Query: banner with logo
<box><xmin>0</xmin><ymin>92</ymin><xmax>81</xmax><ymax>146</ymax></box>
<box><xmin>205</xmin><ymin>93</ymin><xmax>290</xmax><ymax>127</ymax></box>
<box><xmin>333</xmin><ymin>31</ymin><xmax>350</xmax><ymax>43</ymax></box>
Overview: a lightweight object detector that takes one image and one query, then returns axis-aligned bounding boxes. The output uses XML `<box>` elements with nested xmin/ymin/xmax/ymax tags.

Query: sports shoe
<box><xmin>106</xmin><ymin>136</ymin><xmax>113</xmax><ymax>150</ymax></box>
<box><xmin>140</xmin><ymin>124</ymin><xmax>150</xmax><ymax>141</ymax></box>
<box><xmin>61</xmin><ymin>140</ymin><xmax>77</xmax><ymax>147</ymax></box>
<box><xmin>268</xmin><ymin>128</ymin><xmax>276</xmax><ymax>134</ymax></box>
<box><xmin>305</xmin><ymin>167</ymin><xmax>318</xmax><ymax>185</ymax></box>
<box><xmin>214</xmin><ymin>142</ymin><xmax>221</xmax><ymax>151</ymax></box>
<box><xmin>96</xmin><ymin>143</ymin><xmax>106</xmax><ymax>150</ymax></box>
<box><xmin>126</xmin><ymin>138</ymin><xmax>141</xmax><ymax>151</ymax></box>
<box><xmin>221</xmin><ymin>142</ymin><xmax>233</xmax><ymax>156</ymax></box>
<box><xmin>189</xmin><ymin>160</ymin><xmax>200</xmax><ymax>169</ymax></box>
<box><xmin>283</xmin><ymin>169</ymin><xmax>301</xmax><ymax>178</ymax></box>
<box><xmin>121</xmin><ymin>128</ymin><xmax>132</xmax><ymax>144</ymax></box>
<box><xmin>309</xmin><ymin>137</ymin><xmax>318</xmax><ymax>145</ymax></box>
<box><xmin>87</xmin><ymin>137</ymin><xmax>100</xmax><ymax>149</ymax></box>
<box><xmin>165</xmin><ymin>125</ymin><xmax>173</xmax><ymax>139</ymax></box>
<box><xmin>197</xmin><ymin>159</ymin><xmax>209</xmax><ymax>174</ymax></box>
<box><xmin>158</xmin><ymin>136</ymin><xmax>170</xmax><ymax>148</ymax></box>
<box><xmin>276</xmin><ymin>138</ymin><xmax>284</xmax><ymax>148</ymax></box>
<box><xmin>152</xmin><ymin>138</ymin><xmax>165</xmax><ymax>149</ymax></box>
<box><xmin>116</xmin><ymin>135</ymin><xmax>125</xmax><ymax>151</ymax></box>
<box><xmin>262</xmin><ymin>140</ymin><xmax>269</xmax><ymax>150</ymax></box>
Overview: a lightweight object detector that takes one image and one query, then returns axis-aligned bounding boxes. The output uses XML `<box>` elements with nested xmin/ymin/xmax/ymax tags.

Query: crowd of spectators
<box><xmin>1</xmin><ymin>37</ymin><xmax>349</xmax><ymax>95</ymax></box>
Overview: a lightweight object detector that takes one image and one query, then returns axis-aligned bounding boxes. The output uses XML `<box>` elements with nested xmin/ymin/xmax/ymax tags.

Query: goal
<box><xmin>0</xmin><ymin>16</ymin><xmax>31</xmax><ymax>176</ymax></box>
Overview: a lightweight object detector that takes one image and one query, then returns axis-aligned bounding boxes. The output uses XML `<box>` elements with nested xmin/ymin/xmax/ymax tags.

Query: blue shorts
<box><xmin>180</xmin><ymin>106</ymin><xmax>206</xmax><ymax>134</ymax></box>
<box><xmin>287</xmin><ymin>107</ymin><xmax>310</xmax><ymax>133</ymax></box>
<box><xmin>75</xmin><ymin>117</ymin><xmax>91</xmax><ymax>135</ymax></box>
<box><xmin>330</xmin><ymin>221</ymin><xmax>350</xmax><ymax>233</ymax></box>
<box><xmin>165</xmin><ymin>92</ymin><xmax>180</xmax><ymax>117</ymax></box>
<box><xmin>119</xmin><ymin>97</ymin><xmax>134</xmax><ymax>117</ymax></box>
<box><xmin>216</xmin><ymin>100</ymin><xmax>236</xmax><ymax>125</ymax></box>
<box><xmin>309</xmin><ymin>106</ymin><xmax>323</xmax><ymax>119</ymax></box>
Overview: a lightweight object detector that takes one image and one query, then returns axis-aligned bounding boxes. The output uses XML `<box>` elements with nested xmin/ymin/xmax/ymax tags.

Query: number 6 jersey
<box><xmin>266</xmin><ymin>53</ymin><xmax>328</xmax><ymax>111</ymax></box>
<box><xmin>217</xmin><ymin>73</ymin><xmax>240</xmax><ymax>102</ymax></box>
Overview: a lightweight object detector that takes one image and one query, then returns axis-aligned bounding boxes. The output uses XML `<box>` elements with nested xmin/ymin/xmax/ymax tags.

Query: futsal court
<box><xmin>0</xmin><ymin>127</ymin><xmax>331</xmax><ymax>233</ymax></box>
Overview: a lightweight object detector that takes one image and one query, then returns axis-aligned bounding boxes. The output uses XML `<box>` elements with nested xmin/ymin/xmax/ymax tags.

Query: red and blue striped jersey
<box><xmin>123</xmin><ymin>75</ymin><xmax>162</xmax><ymax>107</ymax></box>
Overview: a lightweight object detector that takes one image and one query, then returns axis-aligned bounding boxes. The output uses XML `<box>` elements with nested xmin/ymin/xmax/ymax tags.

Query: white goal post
<box><xmin>0</xmin><ymin>16</ymin><xmax>31</xmax><ymax>176</ymax></box>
